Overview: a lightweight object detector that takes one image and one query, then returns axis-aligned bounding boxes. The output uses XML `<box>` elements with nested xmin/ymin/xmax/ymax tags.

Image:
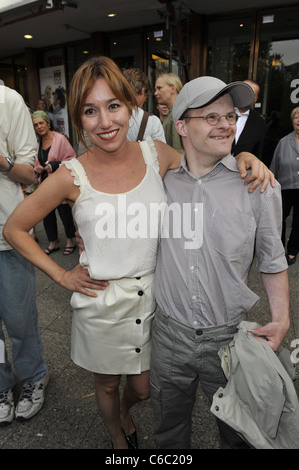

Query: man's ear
<box><xmin>175</xmin><ymin>119</ymin><xmax>187</xmax><ymax>137</ymax></box>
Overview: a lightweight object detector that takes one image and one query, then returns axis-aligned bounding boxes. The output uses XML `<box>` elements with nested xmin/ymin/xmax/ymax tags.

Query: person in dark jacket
<box><xmin>231</xmin><ymin>79</ymin><xmax>266</xmax><ymax>159</ymax></box>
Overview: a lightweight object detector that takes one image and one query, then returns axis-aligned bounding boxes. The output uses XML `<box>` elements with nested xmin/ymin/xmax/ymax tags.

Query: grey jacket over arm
<box><xmin>211</xmin><ymin>321</ymin><xmax>299</xmax><ymax>449</ymax></box>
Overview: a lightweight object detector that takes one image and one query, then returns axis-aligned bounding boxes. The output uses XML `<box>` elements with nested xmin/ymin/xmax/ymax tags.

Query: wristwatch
<box><xmin>0</xmin><ymin>156</ymin><xmax>14</xmax><ymax>173</ymax></box>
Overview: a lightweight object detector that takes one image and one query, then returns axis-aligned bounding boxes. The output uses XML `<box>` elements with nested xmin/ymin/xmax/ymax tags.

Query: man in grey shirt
<box><xmin>150</xmin><ymin>76</ymin><xmax>289</xmax><ymax>449</ymax></box>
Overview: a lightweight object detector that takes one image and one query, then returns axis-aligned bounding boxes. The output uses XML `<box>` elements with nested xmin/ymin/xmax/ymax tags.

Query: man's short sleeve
<box><xmin>255</xmin><ymin>185</ymin><xmax>288</xmax><ymax>273</ymax></box>
<box><xmin>2</xmin><ymin>86</ymin><xmax>37</xmax><ymax>166</ymax></box>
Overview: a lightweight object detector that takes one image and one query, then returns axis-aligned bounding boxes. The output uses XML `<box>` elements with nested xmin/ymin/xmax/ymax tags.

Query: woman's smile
<box><xmin>98</xmin><ymin>129</ymin><xmax>119</xmax><ymax>141</ymax></box>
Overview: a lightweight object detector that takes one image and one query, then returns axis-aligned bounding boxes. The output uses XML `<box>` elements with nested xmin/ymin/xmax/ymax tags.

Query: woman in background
<box><xmin>270</xmin><ymin>107</ymin><xmax>299</xmax><ymax>265</ymax></box>
<box><xmin>32</xmin><ymin>110</ymin><xmax>77</xmax><ymax>255</ymax></box>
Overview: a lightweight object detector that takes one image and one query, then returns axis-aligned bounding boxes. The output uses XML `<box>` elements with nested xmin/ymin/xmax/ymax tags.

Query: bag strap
<box><xmin>136</xmin><ymin>110</ymin><xmax>150</xmax><ymax>141</ymax></box>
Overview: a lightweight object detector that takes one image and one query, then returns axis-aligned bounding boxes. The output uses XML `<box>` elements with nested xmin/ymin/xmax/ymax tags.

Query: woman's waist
<box><xmin>80</xmin><ymin>257</ymin><xmax>156</xmax><ymax>282</ymax></box>
<box><xmin>70</xmin><ymin>271</ymin><xmax>156</xmax><ymax>312</ymax></box>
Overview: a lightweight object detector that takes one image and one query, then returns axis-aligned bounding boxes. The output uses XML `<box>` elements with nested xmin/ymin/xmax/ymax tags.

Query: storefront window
<box><xmin>42</xmin><ymin>48</ymin><xmax>64</xmax><ymax>68</ymax></box>
<box><xmin>66</xmin><ymin>40</ymin><xmax>91</xmax><ymax>83</ymax></box>
<box><xmin>0</xmin><ymin>58</ymin><xmax>14</xmax><ymax>88</ymax></box>
<box><xmin>0</xmin><ymin>56</ymin><xmax>28</xmax><ymax>100</ymax></box>
<box><xmin>66</xmin><ymin>41</ymin><xmax>92</xmax><ymax>147</ymax></box>
<box><xmin>146</xmin><ymin>27</ymin><xmax>180</xmax><ymax>113</ymax></box>
<box><xmin>14</xmin><ymin>60</ymin><xmax>28</xmax><ymax>103</ymax></box>
<box><xmin>109</xmin><ymin>33</ymin><xmax>141</xmax><ymax>70</ymax></box>
<box><xmin>256</xmin><ymin>9</ymin><xmax>299</xmax><ymax>163</ymax></box>
<box><xmin>147</xmin><ymin>28</ymin><xmax>180</xmax><ymax>75</ymax></box>
<box><xmin>207</xmin><ymin>16</ymin><xmax>254</xmax><ymax>82</ymax></box>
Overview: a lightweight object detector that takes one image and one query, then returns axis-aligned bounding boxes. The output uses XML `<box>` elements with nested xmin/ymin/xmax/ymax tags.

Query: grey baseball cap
<box><xmin>172</xmin><ymin>76</ymin><xmax>254</xmax><ymax>122</ymax></box>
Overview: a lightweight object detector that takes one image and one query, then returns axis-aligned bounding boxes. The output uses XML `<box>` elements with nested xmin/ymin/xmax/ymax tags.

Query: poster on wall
<box><xmin>39</xmin><ymin>65</ymin><xmax>69</xmax><ymax>138</ymax></box>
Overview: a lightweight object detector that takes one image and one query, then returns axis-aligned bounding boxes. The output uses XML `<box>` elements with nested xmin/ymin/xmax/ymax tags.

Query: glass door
<box><xmin>206</xmin><ymin>15</ymin><xmax>255</xmax><ymax>83</ymax></box>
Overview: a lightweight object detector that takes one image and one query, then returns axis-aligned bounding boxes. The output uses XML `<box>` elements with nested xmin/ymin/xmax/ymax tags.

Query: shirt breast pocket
<box><xmin>210</xmin><ymin>210</ymin><xmax>255</xmax><ymax>259</ymax></box>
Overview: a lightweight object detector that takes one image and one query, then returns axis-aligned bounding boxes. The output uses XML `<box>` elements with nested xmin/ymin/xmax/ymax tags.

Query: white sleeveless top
<box><xmin>64</xmin><ymin>137</ymin><xmax>167</xmax><ymax>280</ymax></box>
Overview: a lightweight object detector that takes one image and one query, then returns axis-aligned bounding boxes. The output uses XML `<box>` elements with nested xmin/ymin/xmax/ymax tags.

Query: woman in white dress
<box><xmin>4</xmin><ymin>56</ymin><xmax>273</xmax><ymax>449</ymax></box>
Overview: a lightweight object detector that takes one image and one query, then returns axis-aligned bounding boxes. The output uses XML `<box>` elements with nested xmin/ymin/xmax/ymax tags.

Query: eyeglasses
<box><xmin>184</xmin><ymin>112</ymin><xmax>238</xmax><ymax>126</ymax></box>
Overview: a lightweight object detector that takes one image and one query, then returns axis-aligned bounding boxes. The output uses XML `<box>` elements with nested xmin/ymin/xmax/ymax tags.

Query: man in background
<box><xmin>0</xmin><ymin>84</ymin><xmax>48</xmax><ymax>426</ymax></box>
<box><xmin>124</xmin><ymin>68</ymin><xmax>166</xmax><ymax>143</ymax></box>
<box><xmin>231</xmin><ymin>79</ymin><xmax>266</xmax><ymax>158</ymax></box>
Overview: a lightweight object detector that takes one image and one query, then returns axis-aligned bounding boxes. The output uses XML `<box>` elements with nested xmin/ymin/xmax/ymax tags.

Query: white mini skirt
<box><xmin>70</xmin><ymin>273</ymin><xmax>155</xmax><ymax>375</ymax></box>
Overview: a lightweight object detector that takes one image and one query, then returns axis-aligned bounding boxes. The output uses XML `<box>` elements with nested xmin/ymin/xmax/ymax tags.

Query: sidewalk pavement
<box><xmin>1</xmin><ymin>219</ymin><xmax>298</xmax><ymax>449</ymax></box>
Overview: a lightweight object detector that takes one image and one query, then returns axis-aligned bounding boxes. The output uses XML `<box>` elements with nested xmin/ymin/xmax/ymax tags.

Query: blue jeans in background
<box><xmin>0</xmin><ymin>249</ymin><xmax>46</xmax><ymax>392</ymax></box>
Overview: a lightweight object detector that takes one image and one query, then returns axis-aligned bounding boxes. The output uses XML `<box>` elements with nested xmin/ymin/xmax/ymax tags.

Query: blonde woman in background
<box><xmin>154</xmin><ymin>72</ymin><xmax>183</xmax><ymax>153</ymax></box>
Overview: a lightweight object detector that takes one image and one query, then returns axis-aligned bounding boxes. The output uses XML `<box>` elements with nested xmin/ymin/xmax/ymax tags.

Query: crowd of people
<box><xmin>1</xmin><ymin>56</ymin><xmax>299</xmax><ymax>450</ymax></box>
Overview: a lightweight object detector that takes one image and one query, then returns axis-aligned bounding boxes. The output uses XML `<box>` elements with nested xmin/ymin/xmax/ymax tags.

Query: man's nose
<box><xmin>218</xmin><ymin>115</ymin><xmax>231</xmax><ymax>127</ymax></box>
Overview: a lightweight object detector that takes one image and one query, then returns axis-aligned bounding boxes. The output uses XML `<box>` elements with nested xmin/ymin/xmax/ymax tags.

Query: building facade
<box><xmin>0</xmin><ymin>3</ymin><xmax>298</xmax><ymax>156</ymax></box>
